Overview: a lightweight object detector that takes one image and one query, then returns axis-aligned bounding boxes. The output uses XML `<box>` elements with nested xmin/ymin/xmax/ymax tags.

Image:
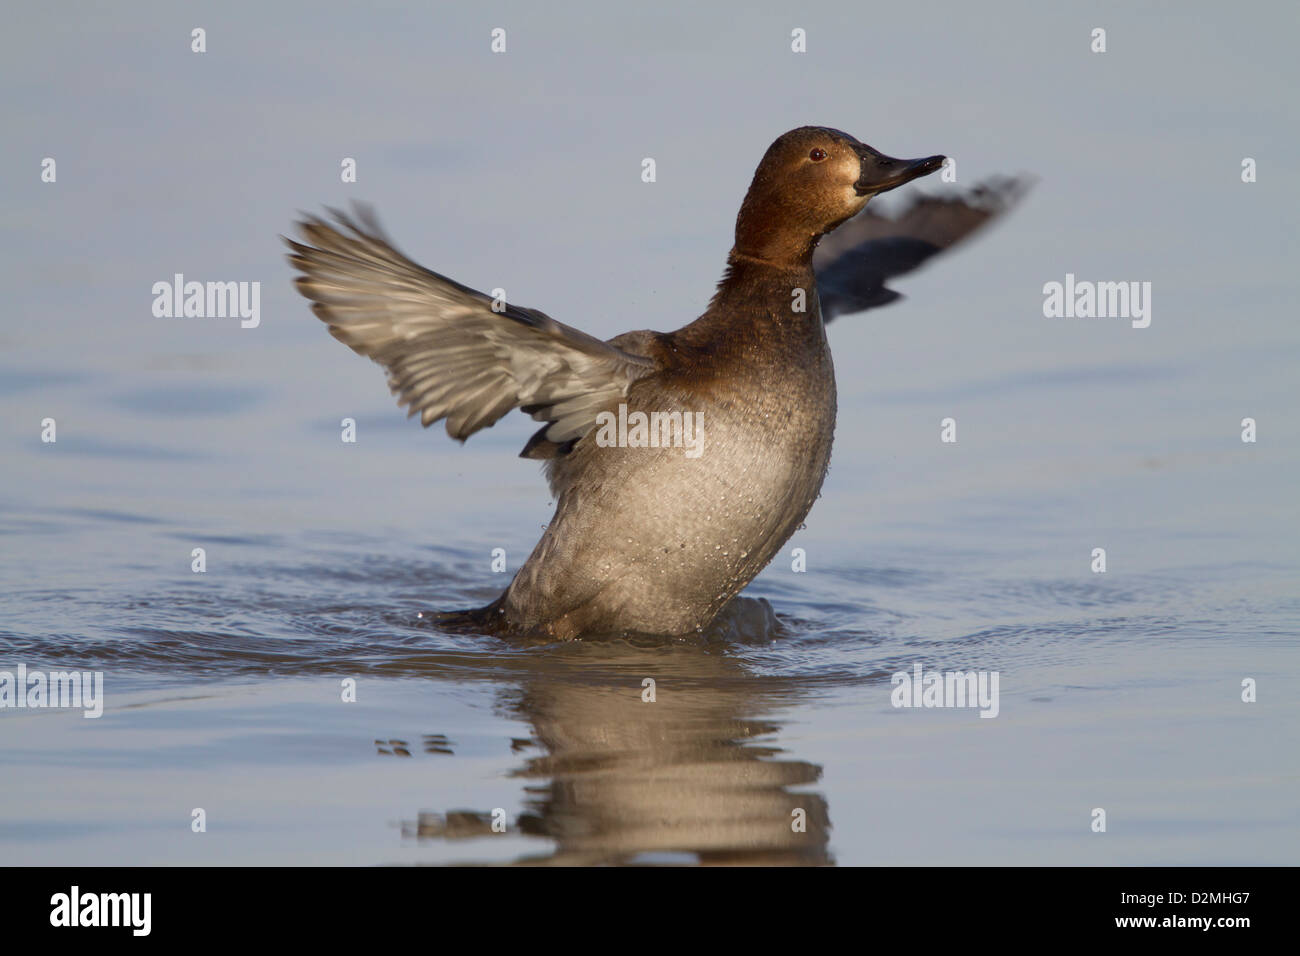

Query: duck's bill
<box><xmin>853</xmin><ymin>147</ymin><xmax>946</xmax><ymax>196</ymax></box>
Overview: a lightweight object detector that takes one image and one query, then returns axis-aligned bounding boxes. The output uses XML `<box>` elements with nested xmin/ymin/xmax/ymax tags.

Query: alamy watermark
<box><xmin>890</xmin><ymin>662</ymin><xmax>1000</xmax><ymax>718</ymax></box>
<box><xmin>151</xmin><ymin>274</ymin><xmax>260</xmax><ymax>328</ymax></box>
<box><xmin>0</xmin><ymin>663</ymin><xmax>103</xmax><ymax>718</ymax></box>
<box><xmin>50</xmin><ymin>886</ymin><xmax>150</xmax><ymax>936</ymax></box>
<box><xmin>1042</xmin><ymin>273</ymin><xmax>1151</xmax><ymax>328</ymax></box>
<box><xmin>595</xmin><ymin>403</ymin><xmax>703</xmax><ymax>458</ymax></box>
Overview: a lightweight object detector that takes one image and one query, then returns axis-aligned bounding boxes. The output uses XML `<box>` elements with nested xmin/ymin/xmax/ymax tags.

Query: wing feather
<box><xmin>813</xmin><ymin>176</ymin><xmax>1031</xmax><ymax>321</ymax></box>
<box><xmin>285</xmin><ymin>205</ymin><xmax>656</xmax><ymax>453</ymax></box>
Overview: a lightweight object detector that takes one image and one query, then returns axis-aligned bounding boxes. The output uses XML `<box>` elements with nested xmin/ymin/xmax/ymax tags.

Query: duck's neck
<box><xmin>732</xmin><ymin>174</ymin><xmax>828</xmax><ymax>265</ymax></box>
<box><xmin>713</xmin><ymin>249</ymin><xmax>816</xmax><ymax>300</ymax></box>
<box><xmin>694</xmin><ymin>250</ymin><xmax>822</xmax><ymax>337</ymax></box>
<box><xmin>732</xmin><ymin>232</ymin><xmax>819</xmax><ymax>266</ymax></box>
<box><xmin>727</xmin><ymin>247</ymin><xmax>813</xmax><ymax>272</ymax></box>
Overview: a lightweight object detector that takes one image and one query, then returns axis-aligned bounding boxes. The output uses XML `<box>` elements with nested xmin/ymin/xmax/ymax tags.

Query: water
<box><xmin>2</xmin><ymin>2</ymin><xmax>1298</xmax><ymax>865</ymax></box>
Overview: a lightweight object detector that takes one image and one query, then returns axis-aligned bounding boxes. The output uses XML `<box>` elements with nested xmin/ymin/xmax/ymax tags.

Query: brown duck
<box><xmin>287</xmin><ymin>126</ymin><xmax>1022</xmax><ymax>640</ymax></box>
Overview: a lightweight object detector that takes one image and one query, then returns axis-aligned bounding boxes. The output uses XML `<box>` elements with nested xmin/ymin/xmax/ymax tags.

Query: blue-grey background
<box><xmin>1</xmin><ymin>1</ymin><xmax>1296</xmax><ymax>864</ymax></box>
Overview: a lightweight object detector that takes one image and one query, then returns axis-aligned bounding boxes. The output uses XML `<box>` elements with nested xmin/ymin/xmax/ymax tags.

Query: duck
<box><xmin>286</xmin><ymin>126</ymin><xmax>1022</xmax><ymax>640</ymax></box>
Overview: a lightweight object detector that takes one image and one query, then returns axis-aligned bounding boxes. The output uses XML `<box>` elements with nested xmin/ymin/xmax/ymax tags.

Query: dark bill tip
<box><xmin>855</xmin><ymin>149</ymin><xmax>947</xmax><ymax>196</ymax></box>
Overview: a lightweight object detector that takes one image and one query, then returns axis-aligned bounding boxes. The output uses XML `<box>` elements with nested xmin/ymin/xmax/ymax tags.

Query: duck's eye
<box><xmin>809</xmin><ymin>148</ymin><xmax>827</xmax><ymax>162</ymax></box>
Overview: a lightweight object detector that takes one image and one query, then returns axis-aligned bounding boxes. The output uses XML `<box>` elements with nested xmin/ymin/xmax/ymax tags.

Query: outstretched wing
<box><xmin>285</xmin><ymin>205</ymin><xmax>656</xmax><ymax>456</ymax></box>
<box><xmin>814</xmin><ymin>176</ymin><xmax>1030</xmax><ymax>321</ymax></box>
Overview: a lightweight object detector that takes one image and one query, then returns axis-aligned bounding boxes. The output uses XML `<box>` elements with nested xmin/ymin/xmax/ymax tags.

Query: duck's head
<box><xmin>733</xmin><ymin>126</ymin><xmax>945</xmax><ymax>265</ymax></box>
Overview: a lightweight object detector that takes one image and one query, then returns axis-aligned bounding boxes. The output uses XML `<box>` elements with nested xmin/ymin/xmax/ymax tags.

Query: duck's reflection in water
<box><xmin>402</xmin><ymin>622</ymin><xmax>832</xmax><ymax>865</ymax></box>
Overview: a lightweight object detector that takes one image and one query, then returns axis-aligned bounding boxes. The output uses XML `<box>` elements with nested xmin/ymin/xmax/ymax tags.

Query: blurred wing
<box><xmin>285</xmin><ymin>205</ymin><xmax>656</xmax><ymax>456</ymax></box>
<box><xmin>814</xmin><ymin>176</ymin><xmax>1031</xmax><ymax>321</ymax></box>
